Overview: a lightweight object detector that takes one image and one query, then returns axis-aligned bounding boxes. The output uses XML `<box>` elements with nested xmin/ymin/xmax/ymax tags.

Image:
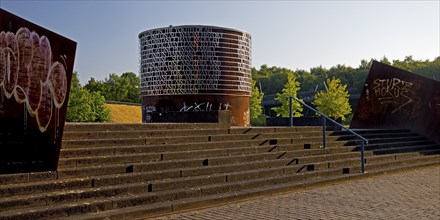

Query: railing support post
<box><xmin>322</xmin><ymin>116</ymin><xmax>326</xmax><ymax>148</ymax></box>
<box><xmin>289</xmin><ymin>96</ymin><xmax>368</xmax><ymax>173</ymax></box>
<box><xmin>288</xmin><ymin>96</ymin><xmax>293</xmax><ymax>127</ymax></box>
<box><xmin>361</xmin><ymin>141</ymin><xmax>365</xmax><ymax>173</ymax></box>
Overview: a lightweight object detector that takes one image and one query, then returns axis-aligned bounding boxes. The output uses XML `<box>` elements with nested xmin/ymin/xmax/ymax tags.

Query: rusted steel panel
<box><xmin>0</xmin><ymin>9</ymin><xmax>76</xmax><ymax>173</ymax></box>
<box><xmin>351</xmin><ymin>61</ymin><xmax>440</xmax><ymax>143</ymax></box>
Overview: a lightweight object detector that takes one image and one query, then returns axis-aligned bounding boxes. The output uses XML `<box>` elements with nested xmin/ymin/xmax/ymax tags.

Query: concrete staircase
<box><xmin>0</xmin><ymin>123</ymin><xmax>438</xmax><ymax>219</ymax></box>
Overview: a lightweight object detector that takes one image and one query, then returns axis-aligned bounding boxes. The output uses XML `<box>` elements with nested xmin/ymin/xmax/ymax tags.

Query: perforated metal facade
<box><xmin>139</xmin><ymin>25</ymin><xmax>252</xmax><ymax>126</ymax></box>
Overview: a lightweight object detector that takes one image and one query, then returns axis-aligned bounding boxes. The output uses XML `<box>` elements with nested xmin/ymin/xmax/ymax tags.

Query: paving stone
<box><xmin>152</xmin><ymin>165</ymin><xmax>440</xmax><ymax>220</ymax></box>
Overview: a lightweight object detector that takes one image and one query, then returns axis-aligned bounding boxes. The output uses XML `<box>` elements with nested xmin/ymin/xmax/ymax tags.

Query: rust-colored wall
<box><xmin>142</xmin><ymin>94</ymin><xmax>249</xmax><ymax>126</ymax></box>
<box><xmin>0</xmin><ymin>9</ymin><xmax>76</xmax><ymax>173</ymax></box>
<box><xmin>350</xmin><ymin>61</ymin><xmax>440</xmax><ymax>143</ymax></box>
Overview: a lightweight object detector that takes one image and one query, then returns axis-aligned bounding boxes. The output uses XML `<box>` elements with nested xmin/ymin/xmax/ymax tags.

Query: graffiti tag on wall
<box><xmin>179</xmin><ymin>102</ymin><xmax>231</xmax><ymax>112</ymax></box>
<box><xmin>372</xmin><ymin>78</ymin><xmax>415</xmax><ymax>113</ymax></box>
<box><xmin>142</xmin><ymin>105</ymin><xmax>157</xmax><ymax>123</ymax></box>
<box><xmin>0</xmin><ymin>28</ymin><xmax>68</xmax><ymax>132</ymax></box>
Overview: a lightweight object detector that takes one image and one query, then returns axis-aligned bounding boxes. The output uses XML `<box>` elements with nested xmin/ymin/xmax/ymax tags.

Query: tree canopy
<box><xmin>66</xmin><ymin>72</ymin><xmax>111</xmax><ymax>122</ymax></box>
<box><xmin>250</xmin><ymin>79</ymin><xmax>264</xmax><ymax>119</ymax></box>
<box><xmin>272</xmin><ymin>73</ymin><xmax>303</xmax><ymax>117</ymax></box>
<box><xmin>85</xmin><ymin>72</ymin><xmax>140</xmax><ymax>103</ymax></box>
<box><xmin>312</xmin><ymin>77</ymin><xmax>352</xmax><ymax>120</ymax></box>
<box><xmin>253</xmin><ymin>56</ymin><xmax>440</xmax><ymax>96</ymax></box>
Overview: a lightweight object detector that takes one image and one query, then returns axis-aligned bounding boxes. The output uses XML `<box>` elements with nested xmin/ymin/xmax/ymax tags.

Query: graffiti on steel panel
<box><xmin>0</xmin><ymin>28</ymin><xmax>68</xmax><ymax>132</ymax></box>
<box><xmin>242</xmin><ymin>109</ymin><xmax>250</xmax><ymax>126</ymax></box>
<box><xmin>139</xmin><ymin>27</ymin><xmax>251</xmax><ymax>95</ymax></box>
<box><xmin>180</xmin><ymin>102</ymin><xmax>231</xmax><ymax>112</ymax></box>
<box><xmin>372</xmin><ymin>78</ymin><xmax>415</xmax><ymax>113</ymax></box>
<box><xmin>142</xmin><ymin>105</ymin><xmax>157</xmax><ymax>123</ymax></box>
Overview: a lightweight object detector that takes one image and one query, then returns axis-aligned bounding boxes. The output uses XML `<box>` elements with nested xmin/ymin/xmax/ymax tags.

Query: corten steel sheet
<box><xmin>139</xmin><ymin>25</ymin><xmax>252</xmax><ymax>126</ymax></box>
<box><xmin>350</xmin><ymin>61</ymin><xmax>440</xmax><ymax>143</ymax></box>
<box><xmin>0</xmin><ymin>9</ymin><xmax>76</xmax><ymax>173</ymax></box>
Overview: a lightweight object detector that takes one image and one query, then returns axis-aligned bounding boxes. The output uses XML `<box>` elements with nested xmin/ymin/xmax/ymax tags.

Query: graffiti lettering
<box><xmin>372</xmin><ymin>78</ymin><xmax>415</xmax><ymax>113</ymax></box>
<box><xmin>180</xmin><ymin>101</ymin><xmax>230</xmax><ymax>112</ymax></box>
<box><xmin>143</xmin><ymin>105</ymin><xmax>156</xmax><ymax>113</ymax></box>
<box><xmin>0</xmin><ymin>27</ymin><xmax>68</xmax><ymax>132</ymax></box>
<box><xmin>142</xmin><ymin>105</ymin><xmax>157</xmax><ymax>123</ymax></box>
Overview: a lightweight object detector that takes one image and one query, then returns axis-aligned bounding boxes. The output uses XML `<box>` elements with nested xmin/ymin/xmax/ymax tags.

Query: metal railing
<box><xmin>288</xmin><ymin>96</ymin><xmax>368</xmax><ymax>173</ymax></box>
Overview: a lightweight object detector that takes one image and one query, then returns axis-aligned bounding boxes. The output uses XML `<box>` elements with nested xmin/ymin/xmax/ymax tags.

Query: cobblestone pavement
<box><xmin>153</xmin><ymin>166</ymin><xmax>440</xmax><ymax>220</ymax></box>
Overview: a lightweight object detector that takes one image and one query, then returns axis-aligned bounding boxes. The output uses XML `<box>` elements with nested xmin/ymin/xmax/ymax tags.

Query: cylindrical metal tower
<box><xmin>139</xmin><ymin>25</ymin><xmax>252</xmax><ymax>126</ymax></box>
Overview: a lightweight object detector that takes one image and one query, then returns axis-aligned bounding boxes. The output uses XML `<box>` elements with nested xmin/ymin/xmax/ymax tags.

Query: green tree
<box><xmin>84</xmin><ymin>77</ymin><xmax>105</xmax><ymax>94</ymax></box>
<box><xmin>121</xmin><ymin>72</ymin><xmax>140</xmax><ymax>103</ymax></box>
<box><xmin>66</xmin><ymin>72</ymin><xmax>110</xmax><ymax>122</ymax></box>
<box><xmin>272</xmin><ymin>73</ymin><xmax>303</xmax><ymax>117</ymax></box>
<box><xmin>86</xmin><ymin>72</ymin><xmax>140</xmax><ymax>103</ymax></box>
<box><xmin>90</xmin><ymin>91</ymin><xmax>111</xmax><ymax>122</ymax></box>
<box><xmin>250</xmin><ymin>79</ymin><xmax>264</xmax><ymax>119</ymax></box>
<box><xmin>297</xmin><ymin>69</ymin><xmax>318</xmax><ymax>92</ymax></box>
<box><xmin>66</xmin><ymin>75</ymin><xmax>94</xmax><ymax>122</ymax></box>
<box><xmin>312</xmin><ymin>77</ymin><xmax>352</xmax><ymax>121</ymax></box>
<box><xmin>104</xmin><ymin>73</ymin><xmax>129</xmax><ymax>102</ymax></box>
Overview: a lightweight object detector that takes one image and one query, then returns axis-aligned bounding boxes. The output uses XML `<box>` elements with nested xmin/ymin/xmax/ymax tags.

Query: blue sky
<box><xmin>1</xmin><ymin>1</ymin><xmax>439</xmax><ymax>84</ymax></box>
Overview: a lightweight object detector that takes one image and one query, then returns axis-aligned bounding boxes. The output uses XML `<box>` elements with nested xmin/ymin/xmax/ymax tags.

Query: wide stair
<box><xmin>0</xmin><ymin>123</ymin><xmax>438</xmax><ymax>219</ymax></box>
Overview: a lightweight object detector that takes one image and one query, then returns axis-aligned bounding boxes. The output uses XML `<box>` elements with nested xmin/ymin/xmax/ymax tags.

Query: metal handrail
<box><xmin>288</xmin><ymin>96</ymin><xmax>368</xmax><ymax>173</ymax></box>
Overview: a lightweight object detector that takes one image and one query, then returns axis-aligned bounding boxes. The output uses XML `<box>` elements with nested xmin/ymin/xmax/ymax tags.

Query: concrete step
<box><xmin>0</xmin><ymin>167</ymin><xmax>345</xmax><ymax>219</ymax></box>
<box><xmin>64</xmin><ymin>123</ymin><xmax>226</xmax><ymax>132</ymax></box>
<box><xmin>350</xmin><ymin>153</ymin><xmax>440</xmax><ymax>173</ymax></box>
<box><xmin>228</xmin><ymin>126</ymin><xmax>322</xmax><ymax>134</ymax></box>
<box><xmin>62</xmin><ymin>130</ymin><xmax>335</xmax><ymax>149</ymax></box>
<box><xmin>336</xmin><ymin>128</ymin><xmax>412</xmax><ymax>135</ymax></box>
<box><xmin>61</xmin><ymin>136</ymin><xmax>343</xmax><ymax>160</ymax></box>
<box><xmin>63</xmin><ymin>128</ymin><xmax>229</xmax><ymax>141</ymax></box>
<box><xmin>1</xmin><ymin>148</ymin><xmax>437</xmax><ymax>218</ymax></box>
<box><xmin>59</xmin><ymin>138</ymin><xmax>275</xmax><ymax>158</ymax></box>
<box><xmin>0</xmin><ymin>160</ymin><xmax>346</xmax><ymax>212</ymax></box>
<box><xmin>368</xmin><ymin>143</ymin><xmax>440</xmax><ymax>155</ymax></box>
<box><xmin>0</xmin><ymin>171</ymin><xmax>58</xmax><ymax>186</ymax></box>
<box><xmin>56</xmin><ymin>147</ymin><xmax>439</xmax><ymax>190</ymax></box>
<box><xmin>58</xmin><ymin>142</ymin><xmax>360</xmax><ymax>169</ymax></box>
<box><xmin>58</xmin><ymin>141</ymin><xmax>437</xmax><ymax>179</ymax></box>
<box><xmin>331</xmin><ymin>130</ymin><xmax>418</xmax><ymax>139</ymax></box>
<box><xmin>363</xmin><ymin>140</ymin><xmax>438</xmax><ymax>150</ymax></box>
<box><xmin>2</xmin><ymin>147</ymin><xmax>368</xmax><ymax>198</ymax></box>
<box><xmin>367</xmin><ymin>136</ymin><xmax>430</xmax><ymax>144</ymax></box>
<box><xmin>62</xmin><ymin>135</ymin><xmax>210</xmax><ymax>149</ymax></box>
<box><xmin>62</xmin><ymin>127</ymin><xmax>323</xmax><ymax>143</ymax></box>
<box><xmin>2</xmin><ymin>124</ymin><xmax>438</xmax><ymax>219</ymax></box>
<box><xmin>60</xmin><ymin>161</ymin><xmax>440</xmax><ymax>220</ymax></box>
<box><xmin>0</xmin><ymin>178</ymin><xmax>92</xmax><ymax>198</ymax></box>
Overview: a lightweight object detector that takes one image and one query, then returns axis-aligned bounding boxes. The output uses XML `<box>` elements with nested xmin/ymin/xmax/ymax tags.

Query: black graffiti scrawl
<box><xmin>351</xmin><ymin>61</ymin><xmax>440</xmax><ymax>143</ymax></box>
<box><xmin>0</xmin><ymin>9</ymin><xmax>76</xmax><ymax>174</ymax></box>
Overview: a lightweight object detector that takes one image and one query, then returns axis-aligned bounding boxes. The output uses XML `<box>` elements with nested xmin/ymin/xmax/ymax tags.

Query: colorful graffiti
<box><xmin>0</xmin><ymin>27</ymin><xmax>68</xmax><ymax>132</ymax></box>
<box><xmin>0</xmin><ymin>9</ymin><xmax>76</xmax><ymax>173</ymax></box>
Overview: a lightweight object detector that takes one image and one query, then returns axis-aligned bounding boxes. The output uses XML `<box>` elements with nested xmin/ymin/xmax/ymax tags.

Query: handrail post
<box><xmin>322</xmin><ymin>116</ymin><xmax>326</xmax><ymax>148</ymax></box>
<box><xmin>289</xmin><ymin>96</ymin><xmax>368</xmax><ymax>173</ymax></box>
<box><xmin>361</xmin><ymin>141</ymin><xmax>365</xmax><ymax>173</ymax></box>
<box><xmin>288</xmin><ymin>96</ymin><xmax>293</xmax><ymax>127</ymax></box>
